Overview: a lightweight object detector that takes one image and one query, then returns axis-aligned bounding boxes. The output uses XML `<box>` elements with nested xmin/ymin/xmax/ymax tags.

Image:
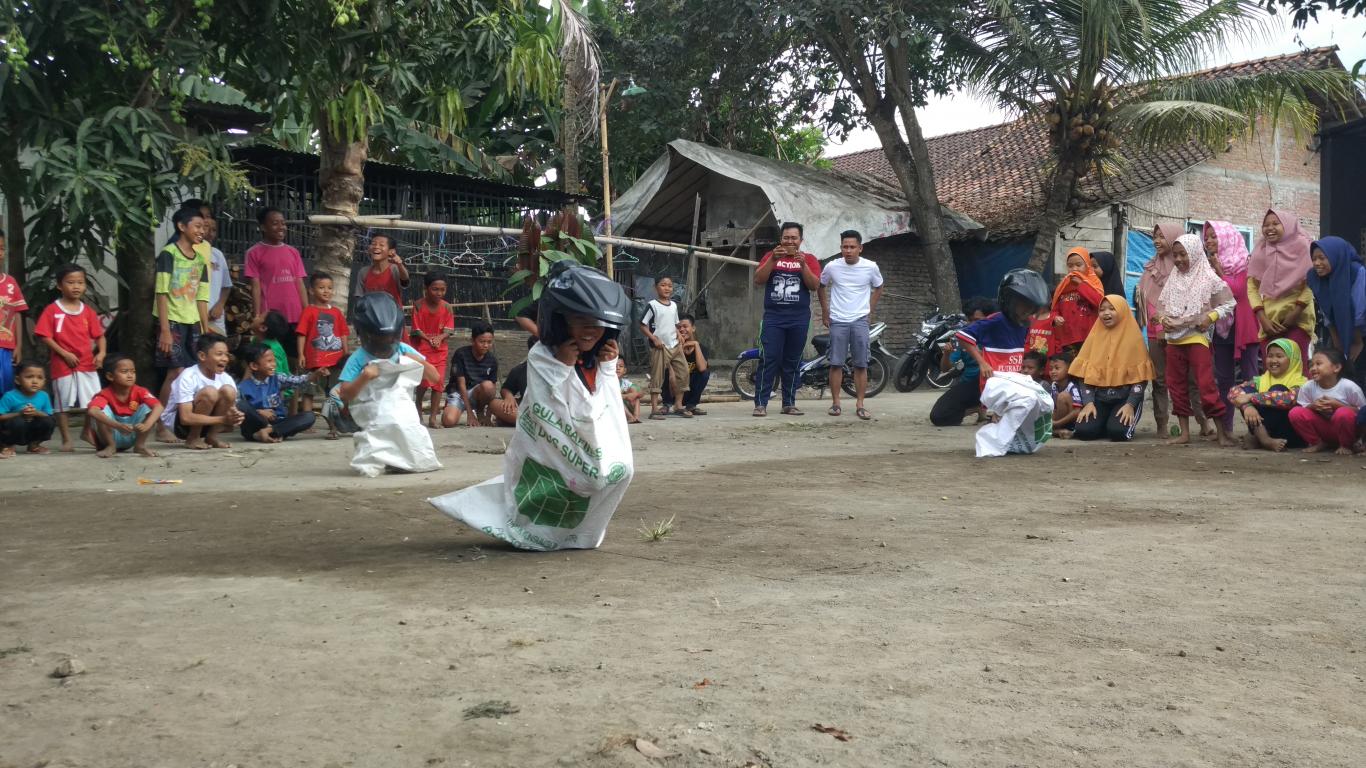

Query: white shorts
<box><xmin>53</xmin><ymin>371</ymin><xmax>101</xmax><ymax>411</ymax></box>
<box><xmin>444</xmin><ymin>392</ymin><xmax>465</xmax><ymax>411</ymax></box>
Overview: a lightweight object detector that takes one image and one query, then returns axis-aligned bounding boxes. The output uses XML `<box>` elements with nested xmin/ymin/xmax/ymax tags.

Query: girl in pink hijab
<box><xmin>1159</xmin><ymin>233</ymin><xmax>1236</xmax><ymax>447</ymax></box>
<box><xmin>1248</xmin><ymin>209</ymin><xmax>1316</xmax><ymax>364</ymax></box>
<box><xmin>1135</xmin><ymin>223</ymin><xmax>1185</xmax><ymax>437</ymax></box>
<box><xmin>1203</xmin><ymin>220</ymin><xmax>1261</xmax><ymax>433</ymax></box>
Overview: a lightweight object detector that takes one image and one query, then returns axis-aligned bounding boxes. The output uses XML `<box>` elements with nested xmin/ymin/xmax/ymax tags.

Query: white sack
<box><xmin>975</xmin><ymin>371</ymin><xmax>1054</xmax><ymax>458</ymax></box>
<box><xmin>349</xmin><ymin>357</ymin><xmax>442</xmax><ymax>477</ymax></box>
<box><xmin>429</xmin><ymin>344</ymin><xmax>634</xmax><ymax>551</ymax></box>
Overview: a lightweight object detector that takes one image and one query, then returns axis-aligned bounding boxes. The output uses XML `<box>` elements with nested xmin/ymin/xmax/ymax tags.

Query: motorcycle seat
<box><xmin>811</xmin><ymin>334</ymin><xmax>830</xmax><ymax>353</ymax></box>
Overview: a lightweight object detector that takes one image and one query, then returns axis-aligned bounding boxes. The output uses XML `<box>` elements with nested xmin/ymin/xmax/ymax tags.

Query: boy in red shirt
<box><xmin>87</xmin><ymin>354</ymin><xmax>164</xmax><ymax>458</ymax></box>
<box><xmin>410</xmin><ymin>272</ymin><xmax>455</xmax><ymax>428</ymax></box>
<box><xmin>0</xmin><ymin>227</ymin><xmax>28</xmax><ymax>396</ymax></box>
<box><xmin>295</xmin><ymin>271</ymin><xmax>348</xmax><ymax>430</ymax></box>
<box><xmin>355</xmin><ymin>234</ymin><xmax>410</xmax><ymax>308</ymax></box>
<box><xmin>34</xmin><ymin>264</ymin><xmax>106</xmax><ymax>451</ymax></box>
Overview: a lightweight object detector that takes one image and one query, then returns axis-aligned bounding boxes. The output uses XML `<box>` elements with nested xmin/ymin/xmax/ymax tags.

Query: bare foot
<box><xmin>427</xmin><ymin>419</ymin><xmax>441</xmax><ymax>429</ymax></box>
<box><xmin>95</xmin><ymin>445</ymin><xmax>116</xmax><ymax>458</ymax></box>
<box><xmin>0</xmin><ymin>446</ymin><xmax>15</xmax><ymax>458</ymax></box>
<box><xmin>1217</xmin><ymin>434</ymin><xmax>1237</xmax><ymax>448</ymax></box>
<box><xmin>207</xmin><ymin>437</ymin><xmax>231</xmax><ymax>449</ymax></box>
<box><xmin>185</xmin><ymin>438</ymin><xmax>209</xmax><ymax>450</ymax></box>
<box><xmin>252</xmin><ymin>427</ymin><xmax>280</xmax><ymax>444</ymax></box>
<box><xmin>1055</xmin><ymin>429</ymin><xmax>1073</xmax><ymax>439</ymax></box>
<box><xmin>1335</xmin><ymin>446</ymin><xmax>1353</xmax><ymax>456</ymax></box>
<box><xmin>156</xmin><ymin>426</ymin><xmax>183</xmax><ymax>445</ymax></box>
<box><xmin>1269</xmin><ymin>438</ymin><xmax>1288</xmax><ymax>453</ymax></box>
<box><xmin>325</xmin><ymin>432</ymin><xmax>340</xmax><ymax>441</ymax></box>
<box><xmin>1301</xmin><ymin>443</ymin><xmax>1327</xmax><ymax>453</ymax></box>
<box><xmin>1166</xmin><ymin>433</ymin><xmax>1191</xmax><ymax>446</ymax></box>
<box><xmin>135</xmin><ymin>446</ymin><xmax>159</xmax><ymax>458</ymax></box>
<box><xmin>28</xmin><ymin>444</ymin><xmax>51</xmax><ymax>454</ymax></box>
<box><xmin>1200</xmin><ymin>425</ymin><xmax>1217</xmax><ymax>438</ymax></box>
<box><xmin>1156</xmin><ymin>422</ymin><xmax>1170</xmax><ymax>438</ymax></box>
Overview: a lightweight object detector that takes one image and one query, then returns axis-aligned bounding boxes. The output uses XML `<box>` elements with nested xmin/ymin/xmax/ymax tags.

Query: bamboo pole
<box><xmin>307</xmin><ymin>214</ymin><xmax>757</xmax><ymax>268</ymax></box>
<box><xmin>600</xmin><ymin>79</ymin><xmax>618</xmax><ymax>279</ymax></box>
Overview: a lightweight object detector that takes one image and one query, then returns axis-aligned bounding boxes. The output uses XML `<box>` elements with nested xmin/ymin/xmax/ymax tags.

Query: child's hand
<box><xmin>1116</xmin><ymin>403</ymin><xmax>1136</xmax><ymax>427</ymax></box>
<box><xmin>313</xmin><ymin>368</ymin><xmax>330</xmax><ymax>380</ymax></box>
<box><xmin>133</xmin><ymin>419</ymin><xmax>154</xmax><ymax>434</ymax></box>
<box><xmin>1231</xmin><ymin>392</ymin><xmax>1251</xmax><ymax>408</ymax></box>
<box><xmin>466</xmin><ymin>410</ymin><xmax>480</xmax><ymax>428</ymax></box>
<box><xmin>258</xmin><ymin>408</ymin><xmax>276</xmax><ymax>423</ymax></box>
<box><xmin>115</xmin><ymin>422</ymin><xmax>135</xmax><ymax>435</ymax></box>
<box><xmin>598</xmin><ymin>339</ymin><xmax>619</xmax><ymax>364</ymax></box>
<box><xmin>1076</xmin><ymin>403</ymin><xmax>1097</xmax><ymax>423</ymax></box>
<box><xmin>93</xmin><ymin>352</ymin><xmax>105</xmax><ymax>368</ymax></box>
<box><xmin>60</xmin><ymin>349</ymin><xmax>79</xmax><ymax>367</ymax></box>
<box><xmin>361</xmin><ymin>363</ymin><xmax>381</xmax><ymax>382</ymax></box>
<box><xmin>158</xmin><ymin>328</ymin><xmax>174</xmax><ymax>356</ymax></box>
<box><xmin>1243</xmin><ymin>405</ymin><xmax>1262</xmax><ymax>428</ymax></box>
<box><xmin>226</xmin><ymin>406</ymin><xmax>245</xmax><ymax>427</ymax></box>
<box><xmin>20</xmin><ymin>404</ymin><xmax>36</xmax><ymax>417</ymax></box>
<box><xmin>555</xmin><ymin>340</ymin><xmax>579</xmax><ymax>366</ymax></box>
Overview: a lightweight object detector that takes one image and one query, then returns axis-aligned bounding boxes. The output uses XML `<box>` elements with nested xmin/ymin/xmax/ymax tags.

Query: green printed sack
<box><xmin>429</xmin><ymin>345</ymin><xmax>634</xmax><ymax>551</ymax></box>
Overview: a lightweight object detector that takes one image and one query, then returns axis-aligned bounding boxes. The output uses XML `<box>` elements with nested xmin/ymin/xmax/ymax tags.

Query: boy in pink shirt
<box><xmin>245</xmin><ymin>207</ymin><xmax>308</xmax><ymax>358</ymax></box>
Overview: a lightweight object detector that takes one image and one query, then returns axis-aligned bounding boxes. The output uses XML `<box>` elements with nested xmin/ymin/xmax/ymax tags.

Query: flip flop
<box><xmin>856</xmin><ymin>408</ymin><xmax>871</xmax><ymax>421</ymax></box>
<box><xmin>649</xmin><ymin>413</ymin><xmax>667</xmax><ymax>420</ymax></box>
<box><xmin>752</xmin><ymin>407</ymin><xmax>767</xmax><ymax>417</ymax></box>
<box><xmin>782</xmin><ymin>406</ymin><xmax>804</xmax><ymax>416</ymax></box>
<box><xmin>827</xmin><ymin>405</ymin><xmax>842</xmax><ymax>416</ymax></box>
<box><xmin>687</xmin><ymin>407</ymin><xmax>707</xmax><ymax>416</ymax></box>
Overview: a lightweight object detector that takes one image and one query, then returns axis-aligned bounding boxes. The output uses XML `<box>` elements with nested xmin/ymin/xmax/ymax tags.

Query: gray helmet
<box><xmin>998</xmin><ymin>269</ymin><xmax>1049</xmax><ymax>314</ymax></box>
<box><xmin>353</xmin><ymin>292</ymin><xmax>405</xmax><ymax>336</ymax></box>
<box><xmin>537</xmin><ymin>261</ymin><xmax>630</xmax><ymax>356</ymax></box>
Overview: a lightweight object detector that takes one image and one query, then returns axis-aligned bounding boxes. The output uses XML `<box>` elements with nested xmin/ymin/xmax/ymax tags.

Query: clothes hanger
<box><xmin>454</xmin><ymin>236</ymin><xmax>485</xmax><ymax>266</ymax></box>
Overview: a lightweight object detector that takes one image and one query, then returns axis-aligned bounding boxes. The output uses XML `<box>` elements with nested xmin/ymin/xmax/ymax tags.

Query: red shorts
<box><xmin>416</xmin><ymin>349</ymin><xmax>448</xmax><ymax>391</ymax></box>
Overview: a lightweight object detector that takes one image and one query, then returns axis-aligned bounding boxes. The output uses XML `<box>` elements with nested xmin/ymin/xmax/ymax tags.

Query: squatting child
<box><xmin>86</xmin><ymin>354</ymin><xmax>164</xmax><ymax>458</ymax></box>
<box><xmin>0</xmin><ymin>360</ymin><xmax>55</xmax><ymax>457</ymax></box>
<box><xmin>161</xmin><ymin>333</ymin><xmax>243</xmax><ymax>450</ymax></box>
<box><xmin>442</xmin><ymin>320</ymin><xmax>498</xmax><ymax>427</ymax></box>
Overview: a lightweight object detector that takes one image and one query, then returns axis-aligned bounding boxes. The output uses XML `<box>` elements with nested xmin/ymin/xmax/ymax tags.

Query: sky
<box><xmin>827</xmin><ymin>11</ymin><xmax>1366</xmax><ymax>155</ymax></box>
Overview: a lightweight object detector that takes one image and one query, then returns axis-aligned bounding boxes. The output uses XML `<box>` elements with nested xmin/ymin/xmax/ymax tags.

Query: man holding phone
<box><xmin>751</xmin><ymin>222</ymin><xmax>821</xmax><ymax>416</ymax></box>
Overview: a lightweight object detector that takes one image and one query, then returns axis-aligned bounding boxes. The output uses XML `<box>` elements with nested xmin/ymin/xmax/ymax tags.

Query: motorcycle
<box><xmin>731</xmin><ymin>321</ymin><xmax>892</xmax><ymax>400</ymax></box>
<box><xmin>893</xmin><ymin>309</ymin><xmax>968</xmax><ymax>392</ymax></box>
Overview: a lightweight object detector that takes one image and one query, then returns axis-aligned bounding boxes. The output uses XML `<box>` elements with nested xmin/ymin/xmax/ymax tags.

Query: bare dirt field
<box><xmin>2</xmin><ymin>391</ymin><xmax>1364</xmax><ymax>768</ymax></box>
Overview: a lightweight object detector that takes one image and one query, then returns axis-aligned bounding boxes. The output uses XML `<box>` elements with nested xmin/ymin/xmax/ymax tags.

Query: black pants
<box><xmin>0</xmin><ymin>414</ymin><xmax>56</xmax><ymax>447</ymax></box>
<box><xmin>663</xmin><ymin>370</ymin><xmax>711</xmax><ymax>409</ymax></box>
<box><xmin>1074</xmin><ymin>398</ymin><xmax>1144</xmax><ymax>442</ymax></box>
<box><xmin>929</xmin><ymin>377</ymin><xmax>981</xmax><ymax>426</ymax></box>
<box><xmin>1248</xmin><ymin>405</ymin><xmax>1305</xmax><ymax>448</ymax></box>
<box><xmin>238</xmin><ymin>399</ymin><xmax>316</xmax><ymax>441</ymax></box>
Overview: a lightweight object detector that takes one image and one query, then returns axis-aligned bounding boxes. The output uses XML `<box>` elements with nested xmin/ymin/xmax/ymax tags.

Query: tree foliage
<box><xmin>1261</xmin><ymin>0</ymin><xmax>1366</xmax><ymax>25</ymax></box>
<box><xmin>955</xmin><ymin>0</ymin><xmax>1362</xmax><ymax>269</ymax></box>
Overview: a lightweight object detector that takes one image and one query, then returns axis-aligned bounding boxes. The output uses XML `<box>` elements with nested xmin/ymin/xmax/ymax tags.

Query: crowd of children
<box><xmin>948</xmin><ymin>208</ymin><xmax>1366</xmax><ymax>456</ymax></box>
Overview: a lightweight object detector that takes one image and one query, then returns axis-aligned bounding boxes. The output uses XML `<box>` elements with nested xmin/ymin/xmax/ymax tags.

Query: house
<box><xmin>610</xmin><ymin>139</ymin><xmax>981</xmax><ymax>355</ymax></box>
<box><xmin>831</xmin><ymin>46</ymin><xmax>1359</xmax><ymax>302</ymax></box>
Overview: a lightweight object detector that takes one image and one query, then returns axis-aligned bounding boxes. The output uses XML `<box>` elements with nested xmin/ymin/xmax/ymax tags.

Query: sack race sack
<box><xmin>975</xmin><ymin>371</ymin><xmax>1054</xmax><ymax>458</ymax></box>
<box><xmin>429</xmin><ymin>345</ymin><xmax>634</xmax><ymax>551</ymax></box>
<box><xmin>349</xmin><ymin>357</ymin><xmax>442</xmax><ymax>477</ymax></box>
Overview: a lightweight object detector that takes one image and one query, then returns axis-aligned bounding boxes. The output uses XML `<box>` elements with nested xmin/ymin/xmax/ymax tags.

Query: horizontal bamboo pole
<box><xmin>307</xmin><ymin>214</ymin><xmax>758</xmax><ymax>269</ymax></box>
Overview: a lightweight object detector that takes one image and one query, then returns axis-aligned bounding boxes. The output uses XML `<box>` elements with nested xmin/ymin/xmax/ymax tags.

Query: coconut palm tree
<box><xmin>955</xmin><ymin>0</ymin><xmax>1360</xmax><ymax>270</ymax></box>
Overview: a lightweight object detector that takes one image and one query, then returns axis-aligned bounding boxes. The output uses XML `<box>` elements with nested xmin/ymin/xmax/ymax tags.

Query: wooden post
<box><xmin>599</xmin><ymin>79</ymin><xmax>619</xmax><ymax>279</ymax></box>
<box><xmin>686</xmin><ymin>193</ymin><xmax>701</xmax><ymax>304</ymax></box>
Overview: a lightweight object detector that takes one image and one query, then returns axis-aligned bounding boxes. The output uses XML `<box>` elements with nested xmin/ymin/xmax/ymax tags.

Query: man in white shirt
<box><xmin>818</xmin><ymin>230</ymin><xmax>884</xmax><ymax>420</ymax></box>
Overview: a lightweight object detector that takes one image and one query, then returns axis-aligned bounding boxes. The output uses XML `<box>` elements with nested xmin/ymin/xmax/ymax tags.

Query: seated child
<box><xmin>0</xmin><ymin>360</ymin><xmax>55</xmax><ymax>457</ymax></box>
<box><xmin>161</xmin><ymin>333</ymin><xmax>243</xmax><ymax>449</ymax></box>
<box><xmin>1228</xmin><ymin>338</ymin><xmax>1305</xmax><ymax>452</ymax></box>
<box><xmin>1020</xmin><ymin>350</ymin><xmax>1048</xmax><ymax>384</ymax></box>
<box><xmin>661</xmin><ymin>313</ymin><xmax>710</xmax><ymax>416</ymax></box>
<box><xmin>1048</xmin><ymin>352</ymin><xmax>1081</xmax><ymax>437</ymax></box>
<box><xmin>619</xmin><ymin>359</ymin><xmax>643</xmax><ymax>423</ymax></box>
<box><xmin>87</xmin><ymin>354</ymin><xmax>164</xmax><ymax>458</ymax></box>
<box><xmin>257</xmin><ymin>310</ymin><xmax>299</xmax><ymax>413</ymax></box>
<box><xmin>489</xmin><ymin>336</ymin><xmax>534</xmax><ymax>428</ymax></box>
<box><xmin>442</xmin><ymin>320</ymin><xmax>498</xmax><ymax>428</ymax></box>
<box><xmin>237</xmin><ymin>342</ymin><xmax>321</xmax><ymax>443</ymax></box>
<box><xmin>35</xmin><ymin>264</ymin><xmax>105</xmax><ymax>451</ymax></box>
<box><xmin>1289</xmin><ymin>348</ymin><xmax>1365</xmax><ymax>455</ymax></box>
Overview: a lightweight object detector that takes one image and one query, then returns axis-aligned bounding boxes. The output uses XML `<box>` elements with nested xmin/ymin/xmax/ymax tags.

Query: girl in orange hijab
<box><xmin>1050</xmin><ymin>247</ymin><xmax>1105</xmax><ymax>353</ymax></box>
<box><xmin>1070</xmin><ymin>295</ymin><xmax>1156</xmax><ymax>442</ymax></box>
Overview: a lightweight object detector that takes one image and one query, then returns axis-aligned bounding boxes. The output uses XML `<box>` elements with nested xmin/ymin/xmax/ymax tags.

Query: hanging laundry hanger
<box><xmin>454</xmin><ymin>236</ymin><xmax>485</xmax><ymax>266</ymax></box>
<box><xmin>614</xmin><ymin>249</ymin><xmax>640</xmax><ymax>266</ymax></box>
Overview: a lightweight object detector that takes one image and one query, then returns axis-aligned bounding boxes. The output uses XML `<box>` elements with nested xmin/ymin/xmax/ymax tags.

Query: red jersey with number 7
<box><xmin>34</xmin><ymin>300</ymin><xmax>104</xmax><ymax>378</ymax></box>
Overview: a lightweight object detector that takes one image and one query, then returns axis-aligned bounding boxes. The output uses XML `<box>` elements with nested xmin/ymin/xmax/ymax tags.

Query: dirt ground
<box><xmin>2</xmin><ymin>391</ymin><xmax>1364</xmax><ymax>768</ymax></box>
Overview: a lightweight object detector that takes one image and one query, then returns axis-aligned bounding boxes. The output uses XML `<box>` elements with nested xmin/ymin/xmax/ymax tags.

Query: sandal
<box><xmin>674</xmin><ymin>409</ymin><xmax>693</xmax><ymax>418</ymax></box>
<box><xmin>687</xmin><ymin>407</ymin><xmax>707</xmax><ymax>416</ymax></box>
<box><xmin>752</xmin><ymin>407</ymin><xmax>767</xmax><ymax>417</ymax></box>
<box><xmin>856</xmin><ymin>407</ymin><xmax>871</xmax><ymax>421</ymax></box>
<box><xmin>649</xmin><ymin>412</ymin><xmax>667</xmax><ymax>421</ymax></box>
<box><xmin>782</xmin><ymin>406</ymin><xmax>804</xmax><ymax>416</ymax></box>
<box><xmin>828</xmin><ymin>405</ymin><xmax>842</xmax><ymax>417</ymax></box>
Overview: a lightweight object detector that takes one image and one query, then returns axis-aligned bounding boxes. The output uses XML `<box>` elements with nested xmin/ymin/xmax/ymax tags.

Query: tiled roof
<box><xmin>829</xmin><ymin>47</ymin><xmax>1344</xmax><ymax>239</ymax></box>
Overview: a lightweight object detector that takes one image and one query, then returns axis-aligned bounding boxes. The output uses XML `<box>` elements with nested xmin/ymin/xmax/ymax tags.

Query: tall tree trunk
<box><xmin>561</xmin><ymin>47</ymin><xmax>582</xmax><ymax>195</ymax></box>
<box><xmin>317</xmin><ymin>127</ymin><xmax>368</xmax><ymax>313</ymax></box>
<box><xmin>116</xmin><ymin>236</ymin><xmax>157</xmax><ymax>386</ymax></box>
<box><xmin>866</xmin><ymin>104</ymin><xmax>961</xmax><ymax>310</ymax></box>
<box><xmin>1029</xmin><ymin>156</ymin><xmax>1082</xmax><ymax>272</ymax></box>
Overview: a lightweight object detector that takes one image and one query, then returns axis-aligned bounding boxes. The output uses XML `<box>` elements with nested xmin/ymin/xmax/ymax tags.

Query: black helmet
<box><xmin>537</xmin><ymin>261</ymin><xmax>630</xmax><ymax>359</ymax></box>
<box><xmin>998</xmin><ymin>269</ymin><xmax>1049</xmax><ymax>320</ymax></box>
<box><xmin>353</xmin><ymin>292</ymin><xmax>405</xmax><ymax>357</ymax></box>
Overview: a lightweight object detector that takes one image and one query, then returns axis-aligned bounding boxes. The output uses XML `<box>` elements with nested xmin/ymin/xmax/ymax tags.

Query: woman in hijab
<box><xmin>1050</xmin><ymin>246</ymin><xmax>1105</xmax><ymax>353</ymax></box>
<box><xmin>1203</xmin><ymin>220</ymin><xmax>1261</xmax><ymax>434</ymax></box>
<box><xmin>1070</xmin><ymin>295</ymin><xmax>1156</xmax><ymax>442</ymax></box>
<box><xmin>1159</xmin><ymin>233</ymin><xmax>1236</xmax><ymax>447</ymax></box>
<box><xmin>1248</xmin><ymin>209</ymin><xmax>1316</xmax><ymax>365</ymax></box>
<box><xmin>1306</xmin><ymin>235</ymin><xmax>1366</xmax><ymax>380</ymax></box>
<box><xmin>1089</xmin><ymin>251</ymin><xmax>1127</xmax><ymax>298</ymax></box>
<box><xmin>1227</xmin><ymin>338</ymin><xmax>1307</xmax><ymax>452</ymax></box>
<box><xmin>1134</xmin><ymin>223</ymin><xmax>1184</xmax><ymax>437</ymax></box>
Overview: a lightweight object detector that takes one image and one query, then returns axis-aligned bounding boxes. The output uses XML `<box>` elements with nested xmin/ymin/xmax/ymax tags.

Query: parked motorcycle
<box><xmin>731</xmin><ymin>321</ymin><xmax>892</xmax><ymax>400</ymax></box>
<box><xmin>893</xmin><ymin>309</ymin><xmax>968</xmax><ymax>392</ymax></box>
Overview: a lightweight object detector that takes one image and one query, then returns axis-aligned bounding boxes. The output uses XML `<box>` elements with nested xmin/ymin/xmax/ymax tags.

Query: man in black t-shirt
<box><xmin>662</xmin><ymin>314</ymin><xmax>710</xmax><ymax>416</ymax></box>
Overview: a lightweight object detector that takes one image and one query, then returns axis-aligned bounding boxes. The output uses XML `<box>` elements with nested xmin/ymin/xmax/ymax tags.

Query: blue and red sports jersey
<box><xmin>956</xmin><ymin>311</ymin><xmax>1028</xmax><ymax>387</ymax></box>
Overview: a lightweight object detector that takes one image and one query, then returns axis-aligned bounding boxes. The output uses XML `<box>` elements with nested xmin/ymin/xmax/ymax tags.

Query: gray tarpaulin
<box><xmin>611</xmin><ymin>139</ymin><xmax>981</xmax><ymax>258</ymax></box>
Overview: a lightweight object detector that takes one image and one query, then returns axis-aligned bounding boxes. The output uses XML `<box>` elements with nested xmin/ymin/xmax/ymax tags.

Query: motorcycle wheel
<box><xmin>925</xmin><ymin>355</ymin><xmax>957</xmax><ymax>390</ymax></box>
<box><xmin>894</xmin><ymin>351</ymin><xmax>927</xmax><ymax>393</ymax></box>
<box><xmin>731</xmin><ymin>357</ymin><xmax>762</xmax><ymax>400</ymax></box>
<box><xmin>842</xmin><ymin>355</ymin><xmax>889</xmax><ymax>398</ymax></box>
